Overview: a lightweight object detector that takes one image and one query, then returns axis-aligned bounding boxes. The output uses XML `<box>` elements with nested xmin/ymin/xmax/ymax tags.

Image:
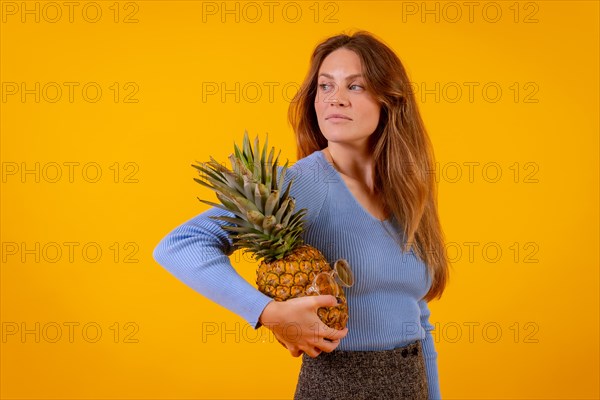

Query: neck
<box><xmin>324</xmin><ymin>144</ymin><xmax>376</xmax><ymax>193</ymax></box>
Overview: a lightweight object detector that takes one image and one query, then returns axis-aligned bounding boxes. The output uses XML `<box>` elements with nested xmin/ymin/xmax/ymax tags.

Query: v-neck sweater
<box><xmin>153</xmin><ymin>150</ymin><xmax>441</xmax><ymax>399</ymax></box>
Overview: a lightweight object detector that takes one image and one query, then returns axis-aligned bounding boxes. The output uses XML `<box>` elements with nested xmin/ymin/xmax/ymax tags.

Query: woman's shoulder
<box><xmin>285</xmin><ymin>150</ymin><xmax>328</xmax><ymax>186</ymax></box>
<box><xmin>289</xmin><ymin>150</ymin><xmax>324</xmax><ymax>170</ymax></box>
<box><xmin>280</xmin><ymin>150</ymin><xmax>330</xmax><ymax>221</ymax></box>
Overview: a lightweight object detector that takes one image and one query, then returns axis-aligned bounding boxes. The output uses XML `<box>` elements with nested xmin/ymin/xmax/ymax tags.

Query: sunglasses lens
<box><xmin>314</xmin><ymin>273</ymin><xmax>339</xmax><ymax>296</ymax></box>
<box><xmin>334</xmin><ymin>259</ymin><xmax>354</xmax><ymax>287</ymax></box>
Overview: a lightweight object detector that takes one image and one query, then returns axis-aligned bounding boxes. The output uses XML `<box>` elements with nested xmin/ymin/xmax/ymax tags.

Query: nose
<box><xmin>326</xmin><ymin>86</ymin><xmax>349</xmax><ymax>106</ymax></box>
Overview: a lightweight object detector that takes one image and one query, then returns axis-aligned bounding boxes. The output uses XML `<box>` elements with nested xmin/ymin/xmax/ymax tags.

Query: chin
<box><xmin>320</xmin><ymin>127</ymin><xmax>353</xmax><ymax>140</ymax></box>
<box><xmin>322</xmin><ymin>129</ymin><xmax>369</xmax><ymax>143</ymax></box>
<box><xmin>321</xmin><ymin>133</ymin><xmax>348</xmax><ymax>144</ymax></box>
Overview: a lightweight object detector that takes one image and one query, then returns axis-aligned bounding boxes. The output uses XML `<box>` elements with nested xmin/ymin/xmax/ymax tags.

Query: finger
<box><xmin>318</xmin><ymin>339</ymin><xmax>339</xmax><ymax>353</ymax></box>
<box><xmin>289</xmin><ymin>346</ymin><xmax>303</xmax><ymax>357</ymax></box>
<box><xmin>312</xmin><ymin>295</ymin><xmax>338</xmax><ymax>310</ymax></box>
<box><xmin>305</xmin><ymin>347</ymin><xmax>322</xmax><ymax>359</ymax></box>
<box><xmin>315</xmin><ymin>325</ymin><xmax>348</xmax><ymax>342</ymax></box>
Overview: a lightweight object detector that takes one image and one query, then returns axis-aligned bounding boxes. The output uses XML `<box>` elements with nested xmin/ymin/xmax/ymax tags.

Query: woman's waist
<box><xmin>335</xmin><ymin>334</ymin><xmax>424</xmax><ymax>352</ymax></box>
<box><xmin>334</xmin><ymin>312</ymin><xmax>425</xmax><ymax>351</ymax></box>
<box><xmin>302</xmin><ymin>339</ymin><xmax>423</xmax><ymax>364</ymax></box>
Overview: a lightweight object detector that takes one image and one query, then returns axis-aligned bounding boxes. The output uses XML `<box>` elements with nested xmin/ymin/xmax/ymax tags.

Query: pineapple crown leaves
<box><xmin>191</xmin><ymin>130</ymin><xmax>307</xmax><ymax>262</ymax></box>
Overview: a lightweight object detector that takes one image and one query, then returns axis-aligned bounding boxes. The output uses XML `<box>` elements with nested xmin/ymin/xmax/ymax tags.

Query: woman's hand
<box><xmin>258</xmin><ymin>295</ymin><xmax>348</xmax><ymax>358</ymax></box>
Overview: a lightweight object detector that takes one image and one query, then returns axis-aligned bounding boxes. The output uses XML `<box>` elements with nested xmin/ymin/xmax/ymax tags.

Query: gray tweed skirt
<box><xmin>294</xmin><ymin>339</ymin><xmax>428</xmax><ymax>400</ymax></box>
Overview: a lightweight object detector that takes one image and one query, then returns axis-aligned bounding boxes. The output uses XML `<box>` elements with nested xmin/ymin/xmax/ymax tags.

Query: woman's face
<box><xmin>314</xmin><ymin>48</ymin><xmax>381</xmax><ymax>150</ymax></box>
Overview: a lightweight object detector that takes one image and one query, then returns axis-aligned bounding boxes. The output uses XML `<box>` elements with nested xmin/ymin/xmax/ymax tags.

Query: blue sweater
<box><xmin>153</xmin><ymin>150</ymin><xmax>441</xmax><ymax>399</ymax></box>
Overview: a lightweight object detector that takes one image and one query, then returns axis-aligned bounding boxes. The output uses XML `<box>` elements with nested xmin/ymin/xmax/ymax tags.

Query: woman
<box><xmin>154</xmin><ymin>30</ymin><xmax>449</xmax><ymax>399</ymax></box>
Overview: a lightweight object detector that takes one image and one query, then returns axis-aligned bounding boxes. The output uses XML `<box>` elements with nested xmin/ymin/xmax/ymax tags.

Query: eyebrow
<box><xmin>318</xmin><ymin>73</ymin><xmax>363</xmax><ymax>80</ymax></box>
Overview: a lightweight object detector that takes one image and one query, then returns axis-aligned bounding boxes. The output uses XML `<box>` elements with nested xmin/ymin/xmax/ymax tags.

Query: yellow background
<box><xmin>1</xmin><ymin>1</ymin><xmax>598</xmax><ymax>399</ymax></box>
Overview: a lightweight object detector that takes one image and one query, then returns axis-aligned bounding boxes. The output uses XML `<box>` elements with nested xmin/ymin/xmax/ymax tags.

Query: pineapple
<box><xmin>191</xmin><ymin>131</ymin><xmax>349</xmax><ymax>330</ymax></box>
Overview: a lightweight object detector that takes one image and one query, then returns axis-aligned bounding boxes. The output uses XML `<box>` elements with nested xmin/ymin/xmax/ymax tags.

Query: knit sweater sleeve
<box><xmin>152</xmin><ymin>206</ymin><xmax>274</xmax><ymax>329</ymax></box>
<box><xmin>419</xmin><ymin>298</ymin><xmax>442</xmax><ymax>399</ymax></box>
<box><xmin>152</xmin><ymin>154</ymin><xmax>327</xmax><ymax>330</ymax></box>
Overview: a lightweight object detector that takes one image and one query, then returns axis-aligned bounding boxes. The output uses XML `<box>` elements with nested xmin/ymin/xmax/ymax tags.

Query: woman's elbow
<box><xmin>152</xmin><ymin>210</ymin><xmax>233</xmax><ymax>271</ymax></box>
<box><xmin>152</xmin><ymin>234</ymin><xmax>174</xmax><ymax>268</ymax></box>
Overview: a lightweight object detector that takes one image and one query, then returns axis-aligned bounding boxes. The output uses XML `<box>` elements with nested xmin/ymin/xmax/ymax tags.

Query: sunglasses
<box><xmin>305</xmin><ymin>259</ymin><xmax>355</xmax><ymax>297</ymax></box>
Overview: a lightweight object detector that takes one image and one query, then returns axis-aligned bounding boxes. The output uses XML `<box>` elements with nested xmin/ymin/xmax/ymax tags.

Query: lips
<box><xmin>326</xmin><ymin>114</ymin><xmax>352</xmax><ymax>120</ymax></box>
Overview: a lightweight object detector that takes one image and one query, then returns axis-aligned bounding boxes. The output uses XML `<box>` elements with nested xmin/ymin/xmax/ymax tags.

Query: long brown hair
<box><xmin>288</xmin><ymin>30</ymin><xmax>449</xmax><ymax>301</ymax></box>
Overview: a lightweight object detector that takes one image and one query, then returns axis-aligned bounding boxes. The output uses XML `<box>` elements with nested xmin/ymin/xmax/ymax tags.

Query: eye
<box><xmin>318</xmin><ymin>83</ymin><xmax>333</xmax><ymax>91</ymax></box>
<box><xmin>349</xmin><ymin>83</ymin><xmax>364</xmax><ymax>91</ymax></box>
